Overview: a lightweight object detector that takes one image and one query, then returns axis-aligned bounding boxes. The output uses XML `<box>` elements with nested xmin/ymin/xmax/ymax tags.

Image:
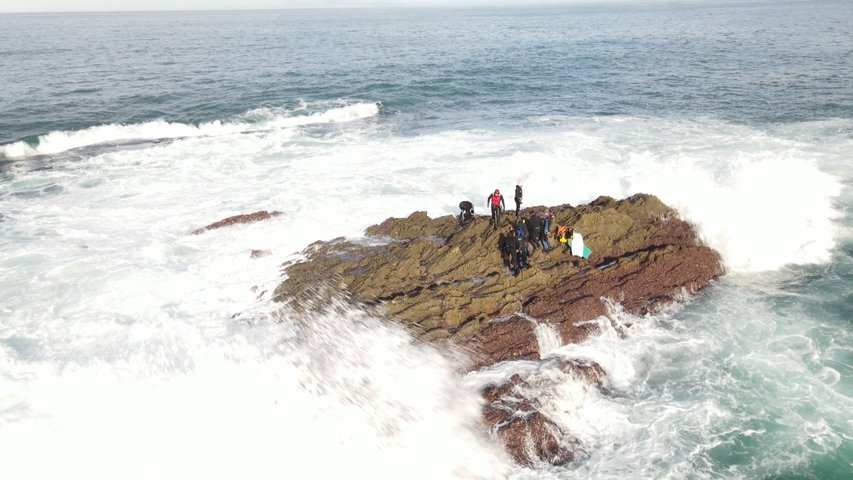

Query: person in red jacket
<box><xmin>486</xmin><ymin>189</ymin><xmax>505</xmax><ymax>229</ymax></box>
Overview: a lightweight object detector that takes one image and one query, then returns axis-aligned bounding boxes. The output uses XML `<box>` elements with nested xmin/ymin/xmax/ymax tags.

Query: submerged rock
<box><xmin>192</xmin><ymin>210</ymin><xmax>283</xmax><ymax>234</ymax></box>
<box><xmin>480</xmin><ymin>360</ymin><xmax>606</xmax><ymax>468</ymax></box>
<box><xmin>272</xmin><ymin>193</ymin><xmax>724</xmax><ymax>466</ymax></box>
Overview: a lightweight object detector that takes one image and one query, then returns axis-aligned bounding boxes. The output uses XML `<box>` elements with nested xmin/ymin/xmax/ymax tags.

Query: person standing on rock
<box><xmin>542</xmin><ymin>210</ymin><xmax>553</xmax><ymax>251</ymax></box>
<box><xmin>487</xmin><ymin>189</ymin><xmax>505</xmax><ymax>229</ymax></box>
<box><xmin>514</xmin><ymin>184</ymin><xmax>523</xmax><ymax>217</ymax></box>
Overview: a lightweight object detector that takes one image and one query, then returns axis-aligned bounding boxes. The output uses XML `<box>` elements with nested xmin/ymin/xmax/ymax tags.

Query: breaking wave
<box><xmin>0</xmin><ymin>101</ymin><xmax>380</xmax><ymax>158</ymax></box>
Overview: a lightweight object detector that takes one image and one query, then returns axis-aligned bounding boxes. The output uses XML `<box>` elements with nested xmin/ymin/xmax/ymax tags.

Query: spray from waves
<box><xmin>0</xmin><ymin>300</ymin><xmax>512</xmax><ymax>480</ymax></box>
<box><xmin>627</xmin><ymin>149</ymin><xmax>844</xmax><ymax>272</ymax></box>
<box><xmin>403</xmin><ymin>116</ymin><xmax>848</xmax><ymax>273</ymax></box>
<box><xmin>0</xmin><ymin>101</ymin><xmax>380</xmax><ymax>158</ymax></box>
<box><xmin>609</xmin><ymin>120</ymin><xmax>846</xmax><ymax>272</ymax></box>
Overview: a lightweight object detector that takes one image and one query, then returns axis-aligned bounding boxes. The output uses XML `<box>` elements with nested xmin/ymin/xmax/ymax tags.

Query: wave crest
<box><xmin>0</xmin><ymin>101</ymin><xmax>380</xmax><ymax>158</ymax></box>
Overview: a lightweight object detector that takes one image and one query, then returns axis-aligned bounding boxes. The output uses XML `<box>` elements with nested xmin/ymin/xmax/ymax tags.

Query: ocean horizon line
<box><xmin>0</xmin><ymin>0</ymin><xmax>799</xmax><ymax>17</ymax></box>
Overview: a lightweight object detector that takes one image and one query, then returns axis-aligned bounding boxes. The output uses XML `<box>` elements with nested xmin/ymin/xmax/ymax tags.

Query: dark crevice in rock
<box><xmin>521</xmin><ymin>295</ymin><xmax>539</xmax><ymax>309</ymax></box>
<box><xmin>368</xmin><ymin>272</ymin><xmax>502</xmax><ymax>306</ymax></box>
<box><xmin>448</xmin><ymin>316</ymin><xmax>480</xmax><ymax>335</ymax></box>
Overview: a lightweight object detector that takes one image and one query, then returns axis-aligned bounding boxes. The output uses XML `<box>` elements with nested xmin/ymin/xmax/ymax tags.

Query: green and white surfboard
<box><xmin>570</xmin><ymin>232</ymin><xmax>592</xmax><ymax>259</ymax></box>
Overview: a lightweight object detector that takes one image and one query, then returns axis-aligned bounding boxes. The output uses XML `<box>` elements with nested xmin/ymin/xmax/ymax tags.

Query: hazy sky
<box><xmin>0</xmin><ymin>0</ymin><xmax>711</xmax><ymax>14</ymax></box>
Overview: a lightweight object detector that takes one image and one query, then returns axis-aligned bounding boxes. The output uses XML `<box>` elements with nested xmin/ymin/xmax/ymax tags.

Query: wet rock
<box><xmin>481</xmin><ymin>374</ymin><xmax>527</xmax><ymax>404</ymax></box>
<box><xmin>496</xmin><ymin>411</ymin><xmax>579</xmax><ymax>467</ymax></box>
<box><xmin>250</xmin><ymin>249</ymin><xmax>272</xmax><ymax>259</ymax></box>
<box><xmin>557</xmin><ymin>359</ymin><xmax>607</xmax><ymax>387</ymax></box>
<box><xmin>274</xmin><ymin>194</ymin><xmax>723</xmax><ymax>367</ymax></box>
<box><xmin>192</xmin><ymin>210</ymin><xmax>283</xmax><ymax>234</ymax></box>
<box><xmin>480</xmin><ymin>367</ymin><xmax>597</xmax><ymax>467</ymax></box>
<box><xmin>465</xmin><ymin>315</ymin><xmax>540</xmax><ymax>371</ymax></box>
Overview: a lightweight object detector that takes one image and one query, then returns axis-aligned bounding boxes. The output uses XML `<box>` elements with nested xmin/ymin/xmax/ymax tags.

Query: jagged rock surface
<box><xmin>480</xmin><ymin>359</ymin><xmax>606</xmax><ymax>467</ymax></box>
<box><xmin>274</xmin><ymin>194</ymin><xmax>723</xmax><ymax>367</ymax></box>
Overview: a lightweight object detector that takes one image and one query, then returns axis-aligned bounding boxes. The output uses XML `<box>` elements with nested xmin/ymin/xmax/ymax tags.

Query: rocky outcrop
<box><xmin>192</xmin><ymin>210</ymin><xmax>283</xmax><ymax>234</ymax></box>
<box><xmin>274</xmin><ymin>194</ymin><xmax>722</xmax><ymax>365</ymax></box>
<box><xmin>481</xmin><ymin>359</ymin><xmax>605</xmax><ymax>467</ymax></box>
<box><xmin>272</xmin><ymin>193</ymin><xmax>724</xmax><ymax>467</ymax></box>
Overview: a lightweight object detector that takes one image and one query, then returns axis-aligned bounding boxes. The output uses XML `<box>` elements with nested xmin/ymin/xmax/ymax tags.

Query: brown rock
<box><xmin>481</xmin><ymin>374</ymin><xmax>526</xmax><ymax>404</ymax></box>
<box><xmin>250</xmin><ymin>249</ymin><xmax>272</xmax><ymax>259</ymax></box>
<box><xmin>497</xmin><ymin>411</ymin><xmax>579</xmax><ymax>467</ymax></box>
<box><xmin>557</xmin><ymin>359</ymin><xmax>607</xmax><ymax>387</ymax></box>
<box><xmin>480</xmin><ymin>368</ymin><xmax>595</xmax><ymax>467</ymax></box>
<box><xmin>274</xmin><ymin>194</ymin><xmax>724</xmax><ymax>370</ymax></box>
<box><xmin>466</xmin><ymin>315</ymin><xmax>539</xmax><ymax>371</ymax></box>
<box><xmin>192</xmin><ymin>210</ymin><xmax>283</xmax><ymax>234</ymax></box>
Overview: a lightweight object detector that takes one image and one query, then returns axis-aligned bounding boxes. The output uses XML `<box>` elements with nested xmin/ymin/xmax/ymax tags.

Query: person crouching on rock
<box><xmin>527</xmin><ymin>213</ymin><xmax>543</xmax><ymax>249</ymax></box>
<box><xmin>458</xmin><ymin>200</ymin><xmax>474</xmax><ymax>225</ymax></box>
<box><xmin>518</xmin><ymin>240</ymin><xmax>530</xmax><ymax>270</ymax></box>
<box><xmin>498</xmin><ymin>231</ymin><xmax>520</xmax><ymax>274</ymax></box>
<box><xmin>514</xmin><ymin>219</ymin><xmax>532</xmax><ymax>256</ymax></box>
<box><xmin>555</xmin><ymin>224</ymin><xmax>574</xmax><ymax>255</ymax></box>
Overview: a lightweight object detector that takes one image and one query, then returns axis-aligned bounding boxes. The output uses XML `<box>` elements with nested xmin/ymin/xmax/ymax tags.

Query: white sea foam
<box><xmin>0</xmin><ymin>113</ymin><xmax>849</xmax><ymax>479</ymax></box>
<box><xmin>459</xmin><ymin>117</ymin><xmax>845</xmax><ymax>273</ymax></box>
<box><xmin>1</xmin><ymin>303</ymin><xmax>510</xmax><ymax>480</ymax></box>
<box><xmin>534</xmin><ymin>322</ymin><xmax>563</xmax><ymax>357</ymax></box>
<box><xmin>0</xmin><ymin>101</ymin><xmax>379</xmax><ymax>158</ymax></box>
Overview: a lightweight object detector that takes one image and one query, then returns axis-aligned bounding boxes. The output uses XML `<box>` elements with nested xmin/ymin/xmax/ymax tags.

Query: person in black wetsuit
<box><xmin>513</xmin><ymin>218</ymin><xmax>533</xmax><ymax>257</ymax></box>
<box><xmin>498</xmin><ymin>233</ymin><xmax>516</xmax><ymax>271</ymax></box>
<box><xmin>458</xmin><ymin>201</ymin><xmax>474</xmax><ymax>224</ymax></box>
<box><xmin>487</xmin><ymin>189</ymin><xmax>506</xmax><ymax>229</ymax></box>
<box><xmin>514</xmin><ymin>184</ymin><xmax>523</xmax><ymax>217</ymax></box>
<box><xmin>515</xmin><ymin>237</ymin><xmax>530</xmax><ymax>270</ymax></box>
<box><xmin>499</xmin><ymin>230</ymin><xmax>524</xmax><ymax>275</ymax></box>
<box><xmin>541</xmin><ymin>210</ymin><xmax>553</xmax><ymax>251</ymax></box>
<box><xmin>527</xmin><ymin>213</ymin><xmax>543</xmax><ymax>249</ymax></box>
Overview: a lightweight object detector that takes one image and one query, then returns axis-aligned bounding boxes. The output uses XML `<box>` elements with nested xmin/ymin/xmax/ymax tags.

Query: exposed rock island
<box><xmin>271</xmin><ymin>193</ymin><xmax>724</xmax><ymax>467</ymax></box>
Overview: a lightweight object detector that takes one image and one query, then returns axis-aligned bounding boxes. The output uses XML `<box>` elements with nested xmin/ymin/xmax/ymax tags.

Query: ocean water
<box><xmin>1</xmin><ymin>2</ymin><xmax>851</xmax><ymax>479</ymax></box>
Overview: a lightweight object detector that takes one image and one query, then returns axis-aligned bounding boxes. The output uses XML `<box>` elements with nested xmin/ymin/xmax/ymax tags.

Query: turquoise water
<box><xmin>0</xmin><ymin>2</ymin><xmax>851</xmax><ymax>479</ymax></box>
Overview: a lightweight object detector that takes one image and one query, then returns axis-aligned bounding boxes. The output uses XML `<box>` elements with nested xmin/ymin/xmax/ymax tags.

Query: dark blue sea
<box><xmin>1</xmin><ymin>2</ymin><xmax>851</xmax><ymax>479</ymax></box>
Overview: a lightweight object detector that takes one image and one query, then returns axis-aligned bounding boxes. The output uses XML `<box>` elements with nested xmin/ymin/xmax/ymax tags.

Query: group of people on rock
<box><xmin>498</xmin><ymin>209</ymin><xmax>558</xmax><ymax>275</ymax></box>
<box><xmin>458</xmin><ymin>185</ymin><xmax>577</xmax><ymax>275</ymax></box>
